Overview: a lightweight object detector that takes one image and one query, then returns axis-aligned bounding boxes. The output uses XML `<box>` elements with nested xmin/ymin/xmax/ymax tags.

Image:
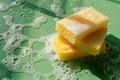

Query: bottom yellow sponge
<box><xmin>54</xmin><ymin>35</ymin><xmax>90</xmax><ymax>60</ymax></box>
<box><xmin>54</xmin><ymin>35</ymin><xmax>106</xmax><ymax>61</ymax></box>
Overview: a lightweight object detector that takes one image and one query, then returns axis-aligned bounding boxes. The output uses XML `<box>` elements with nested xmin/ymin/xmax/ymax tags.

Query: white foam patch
<box><xmin>31</xmin><ymin>16</ymin><xmax>47</xmax><ymax>27</ymax></box>
<box><xmin>0</xmin><ymin>0</ymin><xmax>25</xmax><ymax>11</ymax></box>
<box><xmin>50</xmin><ymin>0</ymin><xmax>64</xmax><ymax>17</ymax></box>
<box><xmin>73</xmin><ymin>7</ymin><xmax>87</xmax><ymax>13</ymax></box>
<box><xmin>59</xmin><ymin>18</ymin><xmax>92</xmax><ymax>35</ymax></box>
<box><xmin>0</xmin><ymin>2</ymin><xmax>9</xmax><ymax>11</ymax></box>
<box><xmin>10</xmin><ymin>0</ymin><xmax>25</xmax><ymax>6</ymax></box>
<box><xmin>3</xmin><ymin>15</ymin><xmax>47</xmax><ymax>28</ymax></box>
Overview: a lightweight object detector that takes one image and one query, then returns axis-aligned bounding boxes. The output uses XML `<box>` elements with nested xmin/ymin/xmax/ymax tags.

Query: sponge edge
<box><xmin>54</xmin><ymin>35</ymin><xmax>90</xmax><ymax>60</ymax></box>
<box><xmin>100</xmin><ymin>41</ymin><xmax>106</xmax><ymax>53</ymax></box>
<box><xmin>76</xmin><ymin>28</ymin><xmax>107</xmax><ymax>55</ymax></box>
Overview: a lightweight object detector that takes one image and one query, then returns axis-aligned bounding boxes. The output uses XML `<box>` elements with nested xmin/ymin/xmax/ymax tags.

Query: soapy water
<box><xmin>1</xmin><ymin>15</ymin><xmax>120</xmax><ymax>80</ymax></box>
<box><xmin>0</xmin><ymin>15</ymin><xmax>80</xmax><ymax>79</ymax></box>
<box><xmin>0</xmin><ymin>14</ymin><xmax>79</xmax><ymax>80</ymax></box>
<box><xmin>0</xmin><ymin>0</ymin><xmax>120</xmax><ymax>80</ymax></box>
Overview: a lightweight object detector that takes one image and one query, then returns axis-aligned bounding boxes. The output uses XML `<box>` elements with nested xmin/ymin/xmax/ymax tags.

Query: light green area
<box><xmin>34</xmin><ymin>60</ymin><xmax>53</xmax><ymax>74</ymax></box>
<box><xmin>11</xmin><ymin>73</ymin><xmax>33</xmax><ymax>80</ymax></box>
<box><xmin>32</xmin><ymin>42</ymin><xmax>45</xmax><ymax>51</ymax></box>
<box><xmin>0</xmin><ymin>0</ymin><xmax>120</xmax><ymax>80</ymax></box>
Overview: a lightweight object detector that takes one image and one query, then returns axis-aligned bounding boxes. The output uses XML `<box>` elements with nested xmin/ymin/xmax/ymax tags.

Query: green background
<box><xmin>0</xmin><ymin>0</ymin><xmax>120</xmax><ymax>80</ymax></box>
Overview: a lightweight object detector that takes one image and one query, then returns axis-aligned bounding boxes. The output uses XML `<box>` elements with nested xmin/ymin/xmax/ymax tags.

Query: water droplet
<box><xmin>32</xmin><ymin>42</ymin><xmax>45</xmax><ymax>51</ymax></box>
<box><xmin>34</xmin><ymin>60</ymin><xmax>53</xmax><ymax>74</ymax></box>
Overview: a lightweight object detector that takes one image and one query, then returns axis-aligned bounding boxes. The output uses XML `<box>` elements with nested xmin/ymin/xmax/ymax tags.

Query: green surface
<box><xmin>0</xmin><ymin>0</ymin><xmax>120</xmax><ymax>80</ymax></box>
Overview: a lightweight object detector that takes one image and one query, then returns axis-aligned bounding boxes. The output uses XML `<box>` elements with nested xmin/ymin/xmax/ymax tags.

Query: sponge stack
<box><xmin>54</xmin><ymin>7</ymin><xmax>108</xmax><ymax>60</ymax></box>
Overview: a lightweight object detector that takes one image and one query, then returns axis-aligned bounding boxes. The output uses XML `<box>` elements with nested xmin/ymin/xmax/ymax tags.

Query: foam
<box><xmin>1</xmin><ymin>14</ymin><xmax>79</xmax><ymax>80</ymax></box>
<box><xmin>50</xmin><ymin>0</ymin><xmax>64</xmax><ymax>17</ymax></box>
<box><xmin>1</xmin><ymin>13</ymin><xmax>120</xmax><ymax>80</ymax></box>
<box><xmin>31</xmin><ymin>16</ymin><xmax>47</xmax><ymax>27</ymax></box>
<box><xmin>10</xmin><ymin>0</ymin><xmax>25</xmax><ymax>6</ymax></box>
<box><xmin>0</xmin><ymin>0</ymin><xmax>25</xmax><ymax>11</ymax></box>
<box><xmin>60</xmin><ymin>18</ymin><xmax>92</xmax><ymax>35</ymax></box>
<box><xmin>0</xmin><ymin>2</ymin><xmax>9</xmax><ymax>11</ymax></box>
<box><xmin>73</xmin><ymin>7</ymin><xmax>87</xmax><ymax>13</ymax></box>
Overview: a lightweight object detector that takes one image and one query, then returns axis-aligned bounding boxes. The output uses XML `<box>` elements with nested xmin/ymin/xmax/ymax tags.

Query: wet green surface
<box><xmin>0</xmin><ymin>0</ymin><xmax>120</xmax><ymax>80</ymax></box>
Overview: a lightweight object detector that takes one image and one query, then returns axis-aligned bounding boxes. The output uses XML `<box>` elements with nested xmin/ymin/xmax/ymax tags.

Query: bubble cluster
<box><xmin>1</xmin><ymin>14</ymin><xmax>79</xmax><ymax>80</ymax></box>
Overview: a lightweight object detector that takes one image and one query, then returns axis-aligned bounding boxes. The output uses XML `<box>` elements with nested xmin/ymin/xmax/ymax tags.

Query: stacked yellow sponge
<box><xmin>54</xmin><ymin>7</ymin><xmax>108</xmax><ymax>60</ymax></box>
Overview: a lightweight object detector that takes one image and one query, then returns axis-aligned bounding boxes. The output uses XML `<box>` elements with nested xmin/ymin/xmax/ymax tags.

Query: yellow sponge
<box><xmin>54</xmin><ymin>32</ymin><xmax>106</xmax><ymax>60</ymax></box>
<box><xmin>56</xmin><ymin>7</ymin><xmax>108</xmax><ymax>55</ymax></box>
<box><xmin>54</xmin><ymin>35</ymin><xmax>90</xmax><ymax>60</ymax></box>
<box><xmin>76</xmin><ymin>28</ymin><xmax>107</xmax><ymax>55</ymax></box>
